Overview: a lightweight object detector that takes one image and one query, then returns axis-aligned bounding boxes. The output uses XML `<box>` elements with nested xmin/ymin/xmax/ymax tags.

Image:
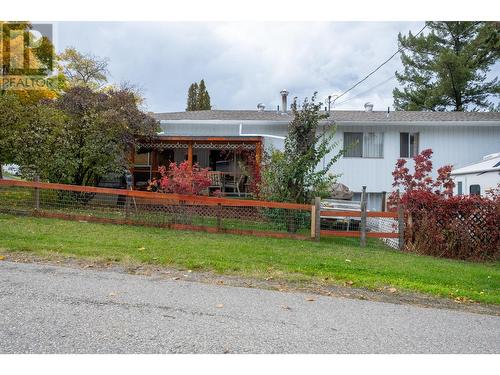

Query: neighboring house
<box><xmin>132</xmin><ymin>92</ymin><xmax>500</xmax><ymax>210</ymax></box>
<box><xmin>451</xmin><ymin>153</ymin><xmax>500</xmax><ymax>197</ymax></box>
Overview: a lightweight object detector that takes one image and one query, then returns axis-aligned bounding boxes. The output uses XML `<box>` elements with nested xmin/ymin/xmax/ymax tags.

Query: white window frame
<box><xmin>343</xmin><ymin>131</ymin><xmax>384</xmax><ymax>158</ymax></box>
<box><xmin>400</xmin><ymin>132</ymin><xmax>420</xmax><ymax>158</ymax></box>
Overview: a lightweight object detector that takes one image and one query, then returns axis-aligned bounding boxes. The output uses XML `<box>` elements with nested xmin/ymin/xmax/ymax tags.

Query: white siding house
<box><xmin>451</xmin><ymin>153</ymin><xmax>500</xmax><ymax>197</ymax></box>
<box><xmin>153</xmin><ymin>107</ymin><xmax>500</xmax><ymax>210</ymax></box>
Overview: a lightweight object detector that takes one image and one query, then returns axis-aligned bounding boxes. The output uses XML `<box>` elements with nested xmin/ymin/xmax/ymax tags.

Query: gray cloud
<box><xmin>55</xmin><ymin>21</ymin><xmax>499</xmax><ymax>112</ymax></box>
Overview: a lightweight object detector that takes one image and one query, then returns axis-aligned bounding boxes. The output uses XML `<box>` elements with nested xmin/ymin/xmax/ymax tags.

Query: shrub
<box><xmin>148</xmin><ymin>161</ymin><xmax>211</xmax><ymax>195</ymax></box>
<box><xmin>389</xmin><ymin>149</ymin><xmax>499</xmax><ymax>261</ymax></box>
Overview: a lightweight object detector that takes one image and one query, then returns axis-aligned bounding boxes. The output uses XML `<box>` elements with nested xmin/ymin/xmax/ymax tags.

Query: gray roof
<box><xmin>154</xmin><ymin>110</ymin><xmax>500</xmax><ymax>123</ymax></box>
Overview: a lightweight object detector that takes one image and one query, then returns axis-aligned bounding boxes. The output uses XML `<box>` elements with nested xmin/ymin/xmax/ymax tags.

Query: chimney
<box><xmin>364</xmin><ymin>102</ymin><xmax>374</xmax><ymax>112</ymax></box>
<box><xmin>280</xmin><ymin>89</ymin><xmax>289</xmax><ymax>112</ymax></box>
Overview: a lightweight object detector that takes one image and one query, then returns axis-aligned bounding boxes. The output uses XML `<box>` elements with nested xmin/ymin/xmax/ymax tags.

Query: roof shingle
<box><xmin>154</xmin><ymin>110</ymin><xmax>500</xmax><ymax>122</ymax></box>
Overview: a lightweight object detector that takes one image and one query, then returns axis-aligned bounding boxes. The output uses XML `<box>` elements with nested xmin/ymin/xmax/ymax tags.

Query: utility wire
<box><xmin>335</xmin><ymin>75</ymin><xmax>395</xmax><ymax>106</ymax></box>
<box><xmin>332</xmin><ymin>24</ymin><xmax>428</xmax><ymax>104</ymax></box>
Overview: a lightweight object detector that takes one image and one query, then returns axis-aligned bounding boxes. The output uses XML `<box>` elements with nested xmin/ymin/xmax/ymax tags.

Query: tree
<box><xmin>186</xmin><ymin>82</ymin><xmax>199</xmax><ymax>111</ymax></box>
<box><xmin>12</xmin><ymin>103</ymin><xmax>67</xmax><ymax>181</ymax></box>
<box><xmin>0</xmin><ymin>92</ymin><xmax>66</xmax><ymax>180</ymax></box>
<box><xmin>197</xmin><ymin>79</ymin><xmax>211</xmax><ymax>110</ymax></box>
<box><xmin>393</xmin><ymin>22</ymin><xmax>500</xmax><ymax>111</ymax></box>
<box><xmin>0</xmin><ymin>93</ymin><xmax>24</xmax><ymax>179</ymax></box>
<box><xmin>58</xmin><ymin>47</ymin><xmax>109</xmax><ymax>90</ymax></box>
<box><xmin>12</xmin><ymin>86</ymin><xmax>159</xmax><ymax>186</ymax></box>
<box><xmin>186</xmin><ymin>79</ymin><xmax>211</xmax><ymax>110</ymax></box>
<box><xmin>260</xmin><ymin>93</ymin><xmax>344</xmax><ymax>204</ymax></box>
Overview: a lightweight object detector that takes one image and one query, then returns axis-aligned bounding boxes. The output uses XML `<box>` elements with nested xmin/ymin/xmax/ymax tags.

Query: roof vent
<box><xmin>280</xmin><ymin>89</ymin><xmax>289</xmax><ymax>112</ymax></box>
<box><xmin>364</xmin><ymin>102</ymin><xmax>374</xmax><ymax>112</ymax></box>
<box><xmin>257</xmin><ymin>103</ymin><xmax>266</xmax><ymax>111</ymax></box>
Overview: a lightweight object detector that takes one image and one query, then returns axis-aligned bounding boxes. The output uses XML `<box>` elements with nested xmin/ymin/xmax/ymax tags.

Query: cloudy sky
<box><xmin>55</xmin><ymin>22</ymin><xmax>498</xmax><ymax>113</ymax></box>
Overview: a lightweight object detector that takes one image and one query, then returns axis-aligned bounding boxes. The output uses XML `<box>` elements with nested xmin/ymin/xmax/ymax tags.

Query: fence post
<box><xmin>217</xmin><ymin>203</ymin><xmax>222</xmax><ymax>231</ymax></box>
<box><xmin>310</xmin><ymin>201</ymin><xmax>315</xmax><ymax>239</ymax></box>
<box><xmin>311</xmin><ymin>197</ymin><xmax>321</xmax><ymax>240</ymax></box>
<box><xmin>34</xmin><ymin>175</ymin><xmax>40</xmax><ymax>211</ymax></box>
<box><xmin>398</xmin><ymin>202</ymin><xmax>405</xmax><ymax>251</ymax></box>
<box><xmin>360</xmin><ymin>186</ymin><xmax>367</xmax><ymax>247</ymax></box>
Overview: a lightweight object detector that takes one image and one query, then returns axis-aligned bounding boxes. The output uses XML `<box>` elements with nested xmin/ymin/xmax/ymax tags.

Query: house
<box><xmin>451</xmin><ymin>152</ymin><xmax>500</xmax><ymax>197</ymax></box>
<box><xmin>132</xmin><ymin>91</ymin><xmax>500</xmax><ymax>210</ymax></box>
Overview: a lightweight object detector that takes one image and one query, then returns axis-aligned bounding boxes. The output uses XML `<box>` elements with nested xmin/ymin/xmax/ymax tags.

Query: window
<box><xmin>344</xmin><ymin>132</ymin><xmax>363</xmax><ymax>157</ymax></box>
<box><xmin>363</xmin><ymin>132</ymin><xmax>384</xmax><ymax>158</ymax></box>
<box><xmin>344</xmin><ymin>132</ymin><xmax>384</xmax><ymax>158</ymax></box>
<box><xmin>470</xmin><ymin>184</ymin><xmax>481</xmax><ymax>196</ymax></box>
<box><xmin>457</xmin><ymin>181</ymin><xmax>463</xmax><ymax>195</ymax></box>
<box><xmin>400</xmin><ymin>132</ymin><xmax>419</xmax><ymax>158</ymax></box>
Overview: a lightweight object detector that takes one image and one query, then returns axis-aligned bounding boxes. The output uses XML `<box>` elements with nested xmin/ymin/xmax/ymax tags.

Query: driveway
<box><xmin>0</xmin><ymin>261</ymin><xmax>498</xmax><ymax>353</ymax></box>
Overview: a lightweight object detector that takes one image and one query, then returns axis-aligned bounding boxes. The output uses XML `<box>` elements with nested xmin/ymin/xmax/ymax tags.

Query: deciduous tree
<box><xmin>260</xmin><ymin>93</ymin><xmax>343</xmax><ymax>204</ymax></box>
<box><xmin>58</xmin><ymin>47</ymin><xmax>109</xmax><ymax>90</ymax></box>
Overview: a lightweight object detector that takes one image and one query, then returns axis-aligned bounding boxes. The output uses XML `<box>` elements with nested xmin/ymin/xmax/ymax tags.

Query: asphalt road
<box><xmin>0</xmin><ymin>261</ymin><xmax>499</xmax><ymax>354</ymax></box>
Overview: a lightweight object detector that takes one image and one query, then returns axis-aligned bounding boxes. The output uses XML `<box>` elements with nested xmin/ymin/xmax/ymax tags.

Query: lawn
<box><xmin>0</xmin><ymin>213</ymin><xmax>498</xmax><ymax>304</ymax></box>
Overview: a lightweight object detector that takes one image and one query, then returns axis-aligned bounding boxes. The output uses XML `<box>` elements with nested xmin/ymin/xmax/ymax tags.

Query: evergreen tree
<box><xmin>186</xmin><ymin>82</ymin><xmax>199</xmax><ymax>111</ymax></box>
<box><xmin>393</xmin><ymin>22</ymin><xmax>500</xmax><ymax>111</ymax></box>
<box><xmin>186</xmin><ymin>79</ymin><xmax>211</xmax><ymax>111</ymax></box>
<box><xmin>197</xmin><ymin>79</ymin><xmax>211</xmax><ymax>110</ymax></box>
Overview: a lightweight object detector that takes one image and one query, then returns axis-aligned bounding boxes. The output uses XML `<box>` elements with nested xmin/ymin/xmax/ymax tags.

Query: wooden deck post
<box><xmin>360</xmin><ymin>186</ymin><xmax>367</xmax><ymax>247</ymax></box>
<box><xmin>398</xmin><ymin>202</ymin><xmax>405</xmax><ymax>251</ymax></box>
<box><xmin>187</xmin><ymin>142</ymin><xmax>193</xmax><ymax>169</ymax></box>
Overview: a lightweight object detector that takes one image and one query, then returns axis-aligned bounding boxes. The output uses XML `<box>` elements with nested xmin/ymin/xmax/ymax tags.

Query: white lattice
<box><xmin>367</xmin><ymin>217</ymin><xmax>400</xmax><ymax>250</ymax></box>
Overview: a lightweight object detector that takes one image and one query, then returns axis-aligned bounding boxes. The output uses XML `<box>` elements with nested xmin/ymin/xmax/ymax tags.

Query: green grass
<box><xmin>0</xmin><ymin>213</ymin><xmax>498</xmax><ymax>304</ymax></box>
<box><xmin>1</xmin><ymin>171</ymin><xmax>21</xmax><ymax>179</ymax></box>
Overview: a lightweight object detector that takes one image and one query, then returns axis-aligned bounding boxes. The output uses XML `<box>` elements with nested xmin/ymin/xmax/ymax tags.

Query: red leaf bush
<box><xmin>389</xmin><ymin>149</ymin><xmax>499</xmax><ymax>261</ymax></box>
<box><xmin>148</xmin><ymin>161</ymin><xmax>211</xmax><ymax>195</ymax></box>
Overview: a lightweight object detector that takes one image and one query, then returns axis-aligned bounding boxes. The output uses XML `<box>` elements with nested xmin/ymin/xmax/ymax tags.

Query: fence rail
<box><xmin>0</xmin><ymin>180</ymin><xmax>403</xmax><ymax>244</ymax></box>
<box><xmin>320</xmin><ymin>210</ymin><xmax>401</xmax><ymax>239</ymax></box>
<box><xmin>0</xmin><ymin>179</ymin><xmax>312</xmax><ymax>240</ymax></box>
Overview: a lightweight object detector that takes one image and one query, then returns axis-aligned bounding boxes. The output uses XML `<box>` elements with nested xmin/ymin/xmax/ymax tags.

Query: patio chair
<box><xmin>208</xmin><ymin>172</ymin><xmax>224</xmax><ymax>194</ymax></box>
<box><xmin>224</xmin><ymin>174</ymin><xmax>246</xmax><ymax>197</ymax></box>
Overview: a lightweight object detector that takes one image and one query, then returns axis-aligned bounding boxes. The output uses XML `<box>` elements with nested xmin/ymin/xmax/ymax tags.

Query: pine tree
<box><xmin>393</xmin><ymin>22</ymin><xmax>500</xmax><ymax>111</ymax></box>
<box><xmin>186</xmin><ymin>82</ymin><xmax>199</xmax><ymax>111</ymax></box>
<box><xmin>197</xmin><ymin>79</ymin><xmax>211</xmax><ymax>110</ymax></box>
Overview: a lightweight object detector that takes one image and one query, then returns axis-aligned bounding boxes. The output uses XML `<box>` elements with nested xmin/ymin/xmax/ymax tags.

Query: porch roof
<box><xmin>137</xmin><ymin>135</ymin><xmax>261</xmax><ymax>151</ymax></box>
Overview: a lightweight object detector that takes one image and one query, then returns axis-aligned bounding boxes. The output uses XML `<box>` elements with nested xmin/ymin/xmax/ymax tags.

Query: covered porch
<box><xmin>131</xmin><ymin>136</ymin><xmax>262</xmax><ymax>196</ymax></box>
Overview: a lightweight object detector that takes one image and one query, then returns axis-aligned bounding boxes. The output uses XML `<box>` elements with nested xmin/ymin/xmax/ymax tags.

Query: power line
<box><xmin>335</xmin><ymin>75</ymin><xmax>395</xmax><ymax>106</ymax></box>
<box><xmin>332</xmin><ymin>24</ymin><xmax>428</xmax><ymax>105</ymax></box>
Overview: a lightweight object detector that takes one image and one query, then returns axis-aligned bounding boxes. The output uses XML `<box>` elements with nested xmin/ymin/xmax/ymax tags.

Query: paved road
<box><xmin>0</xmin><ymin>261</ymin><xmax>498</xmax><ymax>353</ymax></box>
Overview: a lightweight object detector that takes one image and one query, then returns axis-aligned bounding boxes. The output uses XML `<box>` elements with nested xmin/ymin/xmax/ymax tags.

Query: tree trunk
<box><xmin>0</xmin><ymin>164</ymin><xmax>3</xmax><ymax>179</ymax></box>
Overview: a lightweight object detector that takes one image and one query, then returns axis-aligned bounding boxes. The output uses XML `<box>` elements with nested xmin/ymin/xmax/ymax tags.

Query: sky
<box><xmin>55</xmin><ymin>22</ymin><xmax>498</xmax><ymax>113</ymax></box>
